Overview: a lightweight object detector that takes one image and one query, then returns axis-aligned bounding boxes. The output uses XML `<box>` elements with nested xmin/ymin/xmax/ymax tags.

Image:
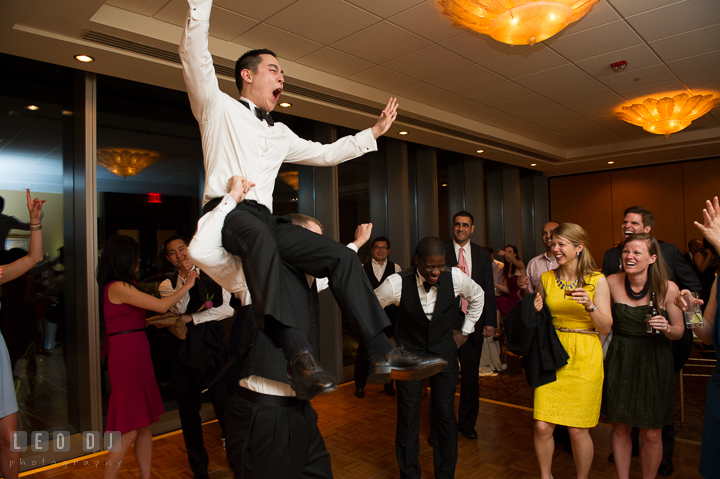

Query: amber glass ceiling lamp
<box><xmin>438</xmin><ymin>0</ymin><xmax>601</xmax><ymax>46</ymax></box>
<box><xmin>616</xmin><ymin>93</ymin><xmax>720</xmax><ymax>137</ymax></box>
<box><xmin>97</xmin><ymin>148</ymin><xmax>161</xmax><ymax>178</ymax></box>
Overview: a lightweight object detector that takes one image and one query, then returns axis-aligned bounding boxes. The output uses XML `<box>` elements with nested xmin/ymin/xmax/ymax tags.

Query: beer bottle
<box><xmin>646</xmin><ymin>291</ymin><xmax>661</xmax><ymax>335</ymax></box>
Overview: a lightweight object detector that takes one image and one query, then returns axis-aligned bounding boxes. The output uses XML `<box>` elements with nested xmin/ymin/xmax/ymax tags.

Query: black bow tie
<box><xmin>239</xmin><ymin>99</ymin><xmax>274</xmax><ymax>126</ymax></box>
<box><xmin>423</xmin><ymin>282</ymin><xmax>435</xmax><ymax>293</ymax></box>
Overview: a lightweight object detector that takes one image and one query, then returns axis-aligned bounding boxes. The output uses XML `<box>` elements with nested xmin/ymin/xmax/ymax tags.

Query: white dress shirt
<box><xmin>453</xmin><ymin>241</ymin><xmax>472</xmax><ymax>277</ymax></box>
<box><xmin>158</xmin><ymin>269</ymin><xmax>233</xmax><ymax>325</ymax></box>
<box><xmin>525</xmin><ymin>252</ymin><xmax>557</xmax><ymax>293</ymax></box>
<box><xmin>374</xmin><ymin>268</ymin><xmax>484</xmax><ymax>335</ymax></box>
<box><xmin>180</xmin><ymin>0</ymin><xmax>377</xmax><ymax>209</ymax></box>
<box><xmin>492</xmin><ymin>259</ymin><xmax>505</xmax><ymax>296</ymax></box>
<box><xmin>369</xmin><ymin>258</ymin><xmax>402</xmax><ymax>282</ymax></box>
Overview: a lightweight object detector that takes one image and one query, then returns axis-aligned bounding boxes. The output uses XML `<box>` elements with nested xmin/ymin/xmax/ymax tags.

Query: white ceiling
<box><xmin>1</xmin><ymin>0</ymin><xmax>719</xmax><ymax>176</ymax></box>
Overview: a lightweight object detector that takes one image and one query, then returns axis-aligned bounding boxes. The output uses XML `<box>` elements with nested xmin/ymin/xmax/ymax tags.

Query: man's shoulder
<box><xmin>527</xmin><ymin>253</ymin><xmax>545</xmax><ymax>268</ymax></box>
<box><xmin>603</xmin><ymin>244</ymin><xmax>622</xmax><ymax>257</ymax></box>
<box><xmin>659</xmin><ymin>241</ymin><xmax>680</xmax><ymax>255</ymax></box>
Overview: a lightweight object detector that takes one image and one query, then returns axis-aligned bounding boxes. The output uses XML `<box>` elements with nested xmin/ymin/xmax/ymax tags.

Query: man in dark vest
<box><xmin>375</xmin><ymin>236</ymin><xmax>485</xmax><ymax>479</ymax></box>
<box><xmin>444</xmin><ymin>211</ymin><xmax>497</xmax><ymax>440</ymax></box>
<box><xmin>158</xmin><ymin>235</ymin><xmax>234</xmax><ymax>479</ymax></box>
<box><xmin>355</xmin><ymin>236</ymin><xmax>402</xmax><ymax>398</ymax></box>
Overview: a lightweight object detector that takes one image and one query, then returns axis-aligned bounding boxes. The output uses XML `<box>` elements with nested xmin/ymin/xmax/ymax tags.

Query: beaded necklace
<box><xmin>625</xmin><ymin>274</ymin><xmax>649</xmax><ymax>300</ymax></box>
<box><xmin>555</xmin><ymin>270</ymin><xmax>579</xmax><ymax>290</ymax></box>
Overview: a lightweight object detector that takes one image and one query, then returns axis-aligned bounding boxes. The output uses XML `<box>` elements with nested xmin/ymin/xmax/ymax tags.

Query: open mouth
<box><xmin>623</xmin><ymin>229</ymin><xmax>634</xmax><ymax>236</ymax></box>
<box><xmin>273</xmin><ymin>88</ymin><xmax>282</xmax><ymax>101</ymax></box>
<box><xmin>625</xmin><ymin>261</ymin><xmax>637</xmax><ymax>267</ymax></box>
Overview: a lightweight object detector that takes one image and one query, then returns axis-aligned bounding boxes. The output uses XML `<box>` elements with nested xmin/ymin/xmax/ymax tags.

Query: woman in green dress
<box><xmin>603</xmin><ymin>233</ymin><xmax>683</xmax><ymax>479</ymax></box>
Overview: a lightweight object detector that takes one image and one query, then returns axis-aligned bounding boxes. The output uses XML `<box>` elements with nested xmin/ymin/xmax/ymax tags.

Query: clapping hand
<box><xmin>695</xmin><ymin>196</ymin><xmax>720</xmax><ymax>251</ymax></box>
<box><xmin>371</xmin><ymin>98</ymin><xmax>399</xmax><ymax>139</ymax></box>
<box><xmin>533</xmin><ymin>292</ymin><xmax>543</xmax><ymax>312</ymax></box>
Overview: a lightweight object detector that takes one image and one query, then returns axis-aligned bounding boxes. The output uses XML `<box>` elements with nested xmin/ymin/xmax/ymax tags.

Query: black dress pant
<box><xmin>215</xmin><ymin>200</ymin><xmax>390</xmax><ymax>342</ymax></box>
<box><xmin>174</xmin><ymin>363</ymin><xmax>227</xmax><ymax>477</ymax></box>
<box><xmin>397</xmin><ymin>352</ymin><xmax>458</xmax><ymax>479</ymax></box>
<box><xmin>456</xmin><ymin>335</ymin><xmax>483</xmax><ymax>432</ymax></box>
<box><xmin>224</xmin><ymin>388</ymin><xmax>332</xmax><ymax>479</ymax></box>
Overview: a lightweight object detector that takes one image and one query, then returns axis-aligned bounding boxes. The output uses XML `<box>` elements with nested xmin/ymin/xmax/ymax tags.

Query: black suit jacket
<box><xmin>601</xmin><ymin>242</ymin><xmax>701</xmax><ymax>292</ymax></box>
<box><xmin>445</xmin><ymin>241</ymin><xmax>497</xmax><ymax>341</ymax></box>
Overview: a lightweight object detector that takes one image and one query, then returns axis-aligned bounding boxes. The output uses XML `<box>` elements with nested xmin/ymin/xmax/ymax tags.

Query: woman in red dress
<box><xmin>97</xmin><ymin>235</ymin><xmax>197</xmax><ymax>479</ymax></box>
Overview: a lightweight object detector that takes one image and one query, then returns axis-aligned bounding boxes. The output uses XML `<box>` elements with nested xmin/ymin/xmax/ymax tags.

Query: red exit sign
<box><xmin>147</xmin><ymin>192</ymin><xmax>162</xmax><ymax>203</ymax></box>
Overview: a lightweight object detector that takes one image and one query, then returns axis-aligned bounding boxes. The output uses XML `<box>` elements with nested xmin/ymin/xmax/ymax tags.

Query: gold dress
<box><xmin>533</xmin><ymin>270</ymin><xmax>604</xmax><ymax>428</ymax></box>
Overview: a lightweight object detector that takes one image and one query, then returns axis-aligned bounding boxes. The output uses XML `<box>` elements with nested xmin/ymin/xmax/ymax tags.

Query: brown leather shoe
<box><xmin>367</xmin><ymin>347</ymin><xmax>447</xmax><ymax>384</ymax></box>
<box><xmin>287</xmin><ymin>351</ymin><xmax>337</xmax><ymax>400</ymax></box>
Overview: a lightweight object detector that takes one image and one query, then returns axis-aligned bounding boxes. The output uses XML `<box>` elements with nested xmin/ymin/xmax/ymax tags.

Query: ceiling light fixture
<box><xmin>97</xmin><ymin>148</ymin><xmax>161</xmax><ymax>178</ymax></box>
<box><xmin>26</xmin><ymin>105</ymin><xmax>39</xmax><ymax>111</ymax></box>
<box><xmin>530</xmin><ymin>163</ymin><xmax>537</xmax><ymax>167</ymax></box>
<box><xmin>399</xmin><ymin>131</ymin><xmax>408</xmax><ymax>135</ymax></box>
<box><xmin>616</xmin><ymin>93</ymin><xmax>720</xmax><ymax>137</ymax></box>
<box><xmin>279</xmin><ymin>102</ymin><xmax>292</xmax><ymax>108</ymax></box>
<box><xmin>438</xmin><ymin>0</ymin><xmax>600</xmax><ymax>46</ymax></box>
<box><xmin>74</xmin><ymin>54</ymin><xmax>95</xmax><ymax>63</ymax></box>
<box><xmin>476</xmin><ymin>149</ymin><xmax>484</xmax><ymax>153</ymax></box>
<box><xmin>607</xmin><ymin>161</ymin><xmax>615</xmax><ymax>164</ymax></box>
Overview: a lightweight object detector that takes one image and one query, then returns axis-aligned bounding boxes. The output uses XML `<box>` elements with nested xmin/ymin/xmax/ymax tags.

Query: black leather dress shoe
<box><xmin>657</xmin><ymin>458</ymin><xmax>674</xmax><ymax>476</ymax></box>
<box><xmin>287</xmin><ymin>351</ymin><xmax>336</xmax><ymax>400</ymax></box>
<box><xmin>354</xmin><ymin>387</ymin><xmax>365</xmax><ymax>398</ymax></box>
<box><xmin>384</xmin><ymin>382</ymin><xmax>396</xmax><ymax>396</ymax></box>
<box><xmin>367</xmin><ymin>347</ymin><xmax>448</xmax><ymax>384</ymax></box>
<box><xmin>460</xmin><ymin>428</ymin><xmax>478</xmax><ymax>440</ymax></box>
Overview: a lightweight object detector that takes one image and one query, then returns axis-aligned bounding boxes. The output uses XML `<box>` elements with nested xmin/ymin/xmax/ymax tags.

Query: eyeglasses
<box><xmin>372</xmin><ymin>245</ymin><xmax>389</xmax><ymax>250</ymax></box>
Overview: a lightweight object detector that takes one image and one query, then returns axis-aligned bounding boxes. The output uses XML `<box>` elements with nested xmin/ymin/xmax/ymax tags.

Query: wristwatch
<box><xmin>461</xmin><ymin>331</ymin><xmax>469</xmax><ymax>337</ymax></box>
<box><xmin>585</xmin><ymin>303</ymin><xmax>597</xmax><ymax>313</ymax></box>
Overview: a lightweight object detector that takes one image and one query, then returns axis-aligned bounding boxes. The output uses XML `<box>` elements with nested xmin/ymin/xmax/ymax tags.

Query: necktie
<box><xmin>458</xmin><ymin>247</ymin><xmax>469</xmax><ymax>314</ymax></box>
<box><xmin>239</xmin><ymin>100</ymin><xmax>274</xmax><ymax>126</ymax></box>
<box><xmin>423</xmin><ymin>282</ymin><xmax>434</xmax><ymax>293</ymax></box>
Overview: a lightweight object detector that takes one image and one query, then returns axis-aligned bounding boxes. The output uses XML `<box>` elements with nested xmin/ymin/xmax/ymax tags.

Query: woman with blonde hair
<box><xmin>532</xmin><ymin>223</ymin><xmax>612</xmax><ymax>479</ymax></box>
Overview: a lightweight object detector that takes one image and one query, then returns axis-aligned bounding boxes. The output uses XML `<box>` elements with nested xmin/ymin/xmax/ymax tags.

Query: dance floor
<box><xmin>22</xmin><ymin>381</ymin><xmax>703</xmax><ymax>479</ymax></box>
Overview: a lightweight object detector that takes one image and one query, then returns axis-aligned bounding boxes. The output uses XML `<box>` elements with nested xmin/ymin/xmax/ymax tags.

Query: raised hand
<box><xmin>353</xmin><ymin>223</ymin><xmax>373</xmax><ymax>248</ymax></box>
<box><xmin>695</xmin><ymin>196</ymin><xmax>720</xmax><ymax>251</ymax></box>
<box><xmin>26</xmin><ymin>189</ymin><xmax>46</xmax><ymax>223</ymax></box>
<box><xmin>371</xmin><ymin>98</ymin><xmax>399</xmax><ymax>139</ymax></box>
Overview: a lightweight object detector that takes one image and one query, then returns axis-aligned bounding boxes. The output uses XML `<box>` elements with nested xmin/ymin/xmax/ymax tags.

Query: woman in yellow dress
<box><xmin>531</xmin><ymin>223</ymin><xmax>612</xmax><ymax>479</ymax></box>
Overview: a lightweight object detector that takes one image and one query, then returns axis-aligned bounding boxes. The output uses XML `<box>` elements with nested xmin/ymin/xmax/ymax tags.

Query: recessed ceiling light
<box><xmin>608</xmin><ymin>161</ymin><xmax>615</xmax><ymax>164</ymax></box>
<box><xmin>62</xmin><ymin>110</ymin><xmax>73</xmax><ymax>116</ymax></box>
<box><xmin>476</xmin><ymin>149</ymin><xmax>484</xmax><ymax>153</ymax></box>
<box><xmin>279</xmin><ymin>102</ymin><xmax>292</xmax><ymax>108</ymax></box>
<box><xmin>26</xmin><ymin>105</ymin><xmax>39</xmax><ymax>111</ymax></box>
<box><xmin>441</xmin><ymin>183</ymin><xmax>448</xmax><ymax>187</ymax></box>
<box><xmin>530</xmin><ymin>163</ymin><xmax>537</xmax><ymax>167</ymax></box>
<box><xmin>74</xmin><ymin>54</ymin><xmax>95</xmax><ymax>63</ymax></box>
<box><xmin>399</xmin><ymin>131</ymin><xmax>408</xmax><ymax>135</ymax></box>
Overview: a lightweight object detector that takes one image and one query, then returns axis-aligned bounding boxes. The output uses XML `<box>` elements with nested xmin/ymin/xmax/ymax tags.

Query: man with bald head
<box><xmin>375</xmin><ymin>236</ymin><xmax>485</xmax><ymax>479</ymax></box>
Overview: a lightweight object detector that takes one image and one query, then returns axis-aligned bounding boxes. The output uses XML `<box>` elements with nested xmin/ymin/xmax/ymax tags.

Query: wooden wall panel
<box><xmin>683</xmin><ymin>158</ymin><xmax>720</xmax><ymax>249</ymax></box>
<box><xmin>610</xmin><ymin>163</ymin><xmax>685</xmax><ymax>250</ymax></box>
<box><xmin>549</xmin><ymin>171</ymin><xmax>613</xmax><ymax>267</ymax></box>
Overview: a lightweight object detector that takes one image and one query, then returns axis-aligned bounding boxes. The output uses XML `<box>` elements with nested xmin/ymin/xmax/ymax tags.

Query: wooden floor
<box><xmin>22</xmin><ymin>382</ymin><xmax>703</xmax><ymax>478</ymax></box>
